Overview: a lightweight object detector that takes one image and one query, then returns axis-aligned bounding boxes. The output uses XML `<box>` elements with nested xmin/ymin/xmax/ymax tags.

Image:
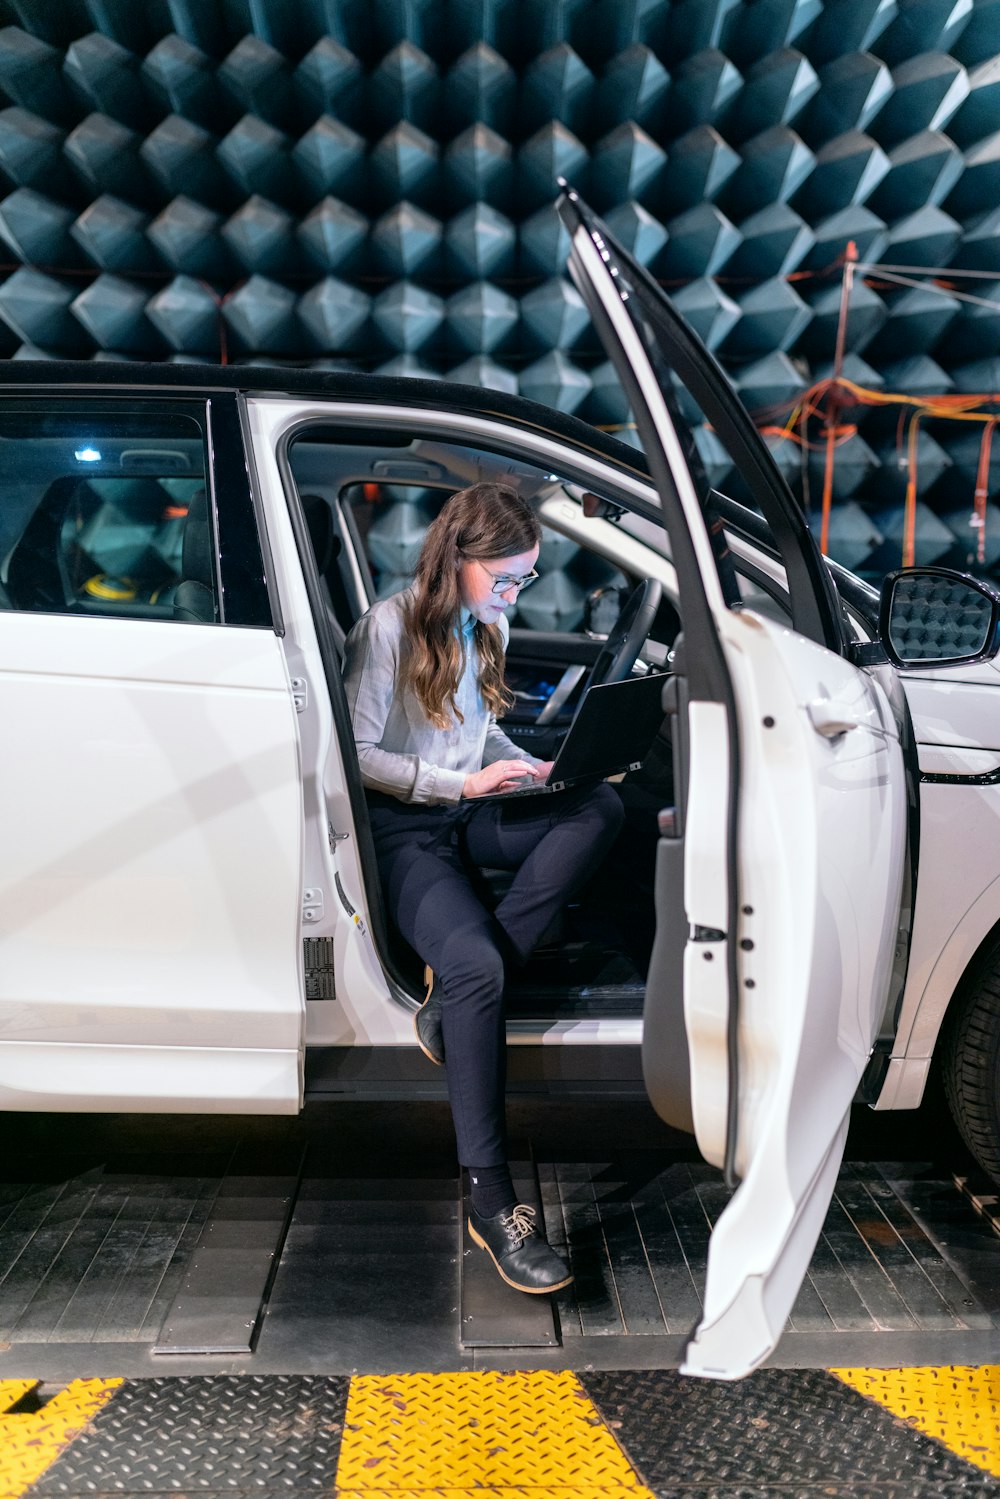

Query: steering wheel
<box><xmin>583</xmin><ymin>578</ymin><xmax>663</xmax><ymax>692</ymax></box>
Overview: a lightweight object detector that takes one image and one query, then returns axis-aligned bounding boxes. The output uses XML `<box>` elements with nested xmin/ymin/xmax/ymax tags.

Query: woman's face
<box><xmin>458</xmin><ymin>544</ymin><xmax>540</xmax><ymax>625</ymax></box>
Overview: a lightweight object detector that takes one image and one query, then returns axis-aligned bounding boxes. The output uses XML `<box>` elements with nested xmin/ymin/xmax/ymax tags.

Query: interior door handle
<box><xmin>536</xmin><ymin>664</ymin><xmax>587</xmax><ymax>725</ymax></box>
<box><xmin>807</xmin><ymin>699</ymin><xmax>861</xmax><ymax>738</ymax></box>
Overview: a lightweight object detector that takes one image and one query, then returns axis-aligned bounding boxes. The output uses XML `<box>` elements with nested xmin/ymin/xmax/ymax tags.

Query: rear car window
<box><xmin>0</xmin><ymin>402</ymin><xmax>217</xmax><ymax>623</ymax></box>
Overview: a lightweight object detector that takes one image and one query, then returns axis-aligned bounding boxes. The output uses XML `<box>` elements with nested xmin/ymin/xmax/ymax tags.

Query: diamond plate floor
<box><xmin>3</xmin><ymin>1368</ymin><xmax>998</xmax><ymax>1498</ymax></box>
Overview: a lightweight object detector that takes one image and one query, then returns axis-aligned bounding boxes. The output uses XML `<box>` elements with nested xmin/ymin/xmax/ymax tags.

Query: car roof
<box><xmin>1</xmin><ymin>359</ymin><xmax>650</xmax><ymax>481</ymax></box>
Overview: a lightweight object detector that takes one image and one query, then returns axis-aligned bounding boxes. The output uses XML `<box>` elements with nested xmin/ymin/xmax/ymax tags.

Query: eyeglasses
<box><xmin>475</xmin><ymin>559</ymin><xmax>539</xmax><ymax>595</ymax></box>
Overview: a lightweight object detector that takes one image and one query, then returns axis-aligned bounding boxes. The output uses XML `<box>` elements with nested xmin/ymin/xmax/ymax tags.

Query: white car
<box><xmin>2</xmin><ymin>187</ymin><xmax>999</xmax><ymax>1381</ymax></box>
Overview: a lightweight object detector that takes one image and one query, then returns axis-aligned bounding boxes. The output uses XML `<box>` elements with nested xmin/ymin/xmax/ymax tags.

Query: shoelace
<box><xmin>501</xmin><ymin>1204</ymin><xmax>537</xmax><ymax>1245</ymax></box>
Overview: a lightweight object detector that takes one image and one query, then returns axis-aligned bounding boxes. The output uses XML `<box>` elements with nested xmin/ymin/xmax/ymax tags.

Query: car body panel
<box><xmin>560</xmin><ymin>189</ymin><xmax>908</xmax><ymax>1377</ymax></box>
<box><xmin>0</xmin><ymin>609</ymin><xmax>306</xmax><ymax>1109</ymax></box>
<box><xmin>878</xmin><ymin>668</ymin><xmax>1000</xmax><ymax>1084</ymax></box>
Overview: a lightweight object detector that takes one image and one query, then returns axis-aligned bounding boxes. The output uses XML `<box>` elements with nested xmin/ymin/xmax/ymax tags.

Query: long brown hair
<box><xmin>401</xmin><ymin>482</ymin><xmax>541</xmax><ymax>729</ymax></box>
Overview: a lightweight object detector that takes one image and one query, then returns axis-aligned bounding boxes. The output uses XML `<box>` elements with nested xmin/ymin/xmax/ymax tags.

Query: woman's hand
<box><xmin>463</xmin><ymin>760</ymin><xmax>544</xmax><ymax>797</ymax></box>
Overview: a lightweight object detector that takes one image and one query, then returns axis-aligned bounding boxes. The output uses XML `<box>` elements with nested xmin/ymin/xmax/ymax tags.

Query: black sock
<box><xmin>468</xmin><ymin>1164</ymin><xmax>516</xmax><ymax>1219</ymax></box>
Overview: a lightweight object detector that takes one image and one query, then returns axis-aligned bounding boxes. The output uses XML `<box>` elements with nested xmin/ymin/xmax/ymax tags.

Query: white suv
<box><xmin>1</xmin><ymin>188</ymin><xmax>998</xmax><ymax>1380</ymax></box>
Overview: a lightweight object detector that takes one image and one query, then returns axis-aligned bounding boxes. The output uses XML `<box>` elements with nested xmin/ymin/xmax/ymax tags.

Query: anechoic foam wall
<box><xmin>0</xmin><ymin>0</ymin><xmax>998</xmax><ymax>581</ymax></box>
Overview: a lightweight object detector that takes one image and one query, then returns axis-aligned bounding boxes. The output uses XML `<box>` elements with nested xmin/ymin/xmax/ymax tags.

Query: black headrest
<box><xmin>301</xmin><ymin>493</ymin><xmax>341</xmax><ymax>575</ymax></box>
<box><xmin>181</xmin><ymin>486</ymin><xmax>214</xmax><ymax>589</ymax></box>
<box><xmin>5</xmin><ymin>475</ymin><xmax>81</xmax><ymax>610</ymax></box>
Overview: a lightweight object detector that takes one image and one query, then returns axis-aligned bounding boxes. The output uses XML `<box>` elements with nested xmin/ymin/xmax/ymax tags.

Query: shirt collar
<box><xmin>459</xmin><ymin>608</ymin><xmax>476</xmax><ymax>638</ymax></box>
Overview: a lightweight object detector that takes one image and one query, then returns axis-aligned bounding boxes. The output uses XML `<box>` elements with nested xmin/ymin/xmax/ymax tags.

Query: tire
<box><xmin>942</xmin><ymin>952</ymin><xmax>1000</xmax><ymax>1186</ymax></box>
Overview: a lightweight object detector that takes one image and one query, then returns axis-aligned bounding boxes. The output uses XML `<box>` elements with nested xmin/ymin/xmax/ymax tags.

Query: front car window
<box><xmin>287</xmin><ymin>423</ymin><xmax>634</xmax><ymax>640</ymax></box>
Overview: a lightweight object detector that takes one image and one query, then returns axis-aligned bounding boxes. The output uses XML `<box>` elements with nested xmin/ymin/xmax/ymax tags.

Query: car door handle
<box><xmin>536</xmin><ymin>664</ymin><xmax>587</xmax><ymax>725</ymax></box>
<box><xmin>807</xmin><ymin>699</ymin><xmax>861</xmax><ymax>738</ymax></box>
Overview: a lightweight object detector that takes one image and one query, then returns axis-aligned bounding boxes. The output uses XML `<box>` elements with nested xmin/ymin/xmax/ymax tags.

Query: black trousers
<box><xmin>368</xmin><ymin>783</ymin><xmax>625</xmax><ymax>1167</ymax></box>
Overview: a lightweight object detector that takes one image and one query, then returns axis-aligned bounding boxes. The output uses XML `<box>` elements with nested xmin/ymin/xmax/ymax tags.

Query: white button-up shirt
<box><xmin>342</xmin><ymin>587</ymin><xmax>540</xmax><ymax>804</ymax></box>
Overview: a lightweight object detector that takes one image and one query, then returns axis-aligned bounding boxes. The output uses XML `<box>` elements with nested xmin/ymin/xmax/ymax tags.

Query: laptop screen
<box><xmin>550</xmin><ymin>672</ymin><xmax>668</xmax><ymax>782</ymax></box>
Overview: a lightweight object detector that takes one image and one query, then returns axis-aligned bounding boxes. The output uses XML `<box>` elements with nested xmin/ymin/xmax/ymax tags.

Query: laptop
<box><xmin>480</xmin><ymin>670</ymin><xmax>668</xmax><ymax>799</ymax></box>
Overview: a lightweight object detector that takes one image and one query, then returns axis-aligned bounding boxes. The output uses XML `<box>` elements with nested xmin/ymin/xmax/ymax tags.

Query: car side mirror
<box><xmin>878</xmin><ymin>567</ymin><xmax>1000</xmax><ymax>669</ymax></box>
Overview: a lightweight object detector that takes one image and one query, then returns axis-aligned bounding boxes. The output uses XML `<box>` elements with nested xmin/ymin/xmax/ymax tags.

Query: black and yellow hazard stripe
<box><xmin>1</xmin><ymin>1367</ymin><xmax>997</xmax><ymax>1495</ymax></box>
<box><xmin>0</xmin><ymin>1379</ymin><xmax>121</xmax><ymax>1495</ymax></box>
<box><xmin>832</xmin><ymin>1365</ymin><xmax>1000</xmax><ymax>1480</ymax></box>
<box><xmin>336</xmin><ymin>1370</ymin><xmax>656</xmax><ymax>1494</ymax></box>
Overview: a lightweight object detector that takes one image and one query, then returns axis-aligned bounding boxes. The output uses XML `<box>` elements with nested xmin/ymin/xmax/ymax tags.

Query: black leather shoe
<box><xmin>414</xmin><ymin>964</ymin><xmax>444</xmax><ymax>1066</ymax></box>
<box><xmin>468</xmin><ymin>1203</ymin><xmax>573</xmax><ymax>1293</ymax></box>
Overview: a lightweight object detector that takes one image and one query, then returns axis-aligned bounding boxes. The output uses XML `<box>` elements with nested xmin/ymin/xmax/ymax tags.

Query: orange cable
<box><xmin>973</xmin><ymin>420</ymin><xmax>999</xmax><ymax>566</ymax></box>
<box><xmin>902</xmin><ymin>413</ymin><xmax>921</xmax><ymax>568</ymax></box>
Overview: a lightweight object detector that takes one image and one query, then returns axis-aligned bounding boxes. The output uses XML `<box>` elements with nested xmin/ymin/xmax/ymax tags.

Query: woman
<box><xmin>343</xmin><ymin>482</ymin><xmax>624</xmax><ymax>1293</ymax></box>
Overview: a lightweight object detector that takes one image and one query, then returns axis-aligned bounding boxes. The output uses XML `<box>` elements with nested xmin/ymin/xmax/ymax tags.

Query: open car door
<box><xmin>559</xmin><ymin>187</ymin><xmax>909</xmax><ymax>1379</ymax></box>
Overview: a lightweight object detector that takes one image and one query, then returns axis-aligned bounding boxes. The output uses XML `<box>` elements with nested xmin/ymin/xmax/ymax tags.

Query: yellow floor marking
<box><xmin>832</xmin><ymin>1366</ymin><xmax>1000</xmax><ymax>1478</ymax></box>
<box><xmin>0</xmin><ymin>1383</ymin><xmax>38</xmax><ymax>1414</ymax></box>
<box><xmin>0</xmin><ymin>1377</ymin><xmax>122</xmax><ymax>1498</ymax></box>
<box><xmin>336</xmin><ymin>1370</ymin><xmax>655</xmax><ymax>1495</ymax></box>
<box><xmin>337</xmin><ymin>1491</ymin><xmax>647</xmax><ymax>1499</ymax></box>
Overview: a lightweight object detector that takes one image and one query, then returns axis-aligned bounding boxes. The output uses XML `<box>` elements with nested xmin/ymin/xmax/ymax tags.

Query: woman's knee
<box><xmin>586</xmin><ymin>781</ymin><xmax>627</xmax><ymax>839</ymax></box>
<box><xmin>439</xmin><ymin>933</ymin><xmax>506</xmax><ymax>1011</ymax></box>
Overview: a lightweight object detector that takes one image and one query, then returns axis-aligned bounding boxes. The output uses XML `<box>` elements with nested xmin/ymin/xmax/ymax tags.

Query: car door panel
<box><xmin>679</xmin><ymin>608</ymin><xmax>904</xmax><ymax>1375</ymax></box>
<box><xmin>0</xmin><ymin>611</ymin><xmax>305</xmax><ymax>1111</ymax></box>
<box><xmin>561</xmin><ymin>187</ymin><xmax>907</xmax><ymax>1379</ymax></box>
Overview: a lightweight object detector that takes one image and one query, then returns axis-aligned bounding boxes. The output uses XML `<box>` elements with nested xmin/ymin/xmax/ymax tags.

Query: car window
<box><xmin>567</xmin><ymin>196</ymin><xmax>845</xmax><ymax>653</ymax></box>
<box><xmin>286</xmin><ymin>420</ymin><xmax>680</xmax><ymax>731</ymax></box>
<box><xmin>0</xmin><ymin>402</ymin><xmax>219</xmax><ymax>623</ymax></box>
<box><xmin>337</xmin><ymin>478</ymin><xmax>631</xmax><ymax>635</ymax></box>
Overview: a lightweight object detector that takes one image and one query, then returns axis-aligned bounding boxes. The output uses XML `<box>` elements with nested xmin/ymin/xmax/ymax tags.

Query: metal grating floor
<box><xmin>0</xmin><ymin>1118</ymin><xmax>997</xmax><ymax>1377</ymax></box>
<box><xmin>0</xmin><ymin>1164</ymin><xmax>223</xmax><ymax>1347</ymax></box>
<box><xmin>540</xmin><ymin>1159</ymin><xmax>1000</xmax><ymax>1347</ymax></box>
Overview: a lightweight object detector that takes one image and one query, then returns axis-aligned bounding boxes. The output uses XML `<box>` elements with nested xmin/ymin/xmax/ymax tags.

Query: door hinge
<box><xmin>302</xmin><ymin>886</ymin><xmax>324</xmax><ymax>923</ymax></box>
<box><xmin>290</xmin><ymin>676</ymin><xmax>308</xmax><ymax>712</ymax></box>
<box><xmin>328</xmin><ymin>822</ymin><xmax>349</xmax><ymax>849</ymax></box>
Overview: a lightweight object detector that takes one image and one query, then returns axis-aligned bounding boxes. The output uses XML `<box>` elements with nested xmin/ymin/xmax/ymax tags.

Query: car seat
<box><xmin>301</xmin><ymin>492</ymin><xmax>348</xmax><ymax>656</ymax></box>
<box><xmin>173</xmin><ymin>487</ymin><xmax>216</xmax><ymax>623</ymax></box>
<box><xmin>5</xmin><ymin>475</ymin><xmax>79</xmax><ymax>612</ymax></box>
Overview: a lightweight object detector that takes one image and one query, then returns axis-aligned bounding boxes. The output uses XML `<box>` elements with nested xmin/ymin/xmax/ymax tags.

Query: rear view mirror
<box><xmin>581</xmin><ymin>491</ymin><xmax>624</xmax><ymax>521</ymax></box>
<box><xmin>878</xmin><ymin>567</ymin><xmax>1000</xmax><ymax>669</ymax></box>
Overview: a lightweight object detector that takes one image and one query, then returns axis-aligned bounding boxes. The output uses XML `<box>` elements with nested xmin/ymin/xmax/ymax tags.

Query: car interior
<box><xmin>287</xmin><ymin>427</ymin><xmax>686</xmax><ymax>1022</ymax></box>
<box><xmin>0</xmin><ymin>417</ymin><xmax>214</xmax><ymax>623</ymax></box>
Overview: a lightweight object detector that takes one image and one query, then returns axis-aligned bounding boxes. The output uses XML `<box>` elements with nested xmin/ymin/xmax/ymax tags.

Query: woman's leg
<box><xmin>370</xmin><ymin>801</ymin><xmax>577</xmax><ymax>1293</ymax></box>
<box><xmin>461</xmin><ymin>781</ymin><xmax>625</xmax><ymax>963</ymax></box>
<box><xmin>373</xmin><ymin>820</ymin><xmax>509</xmax><ymax>1167</ymax></box>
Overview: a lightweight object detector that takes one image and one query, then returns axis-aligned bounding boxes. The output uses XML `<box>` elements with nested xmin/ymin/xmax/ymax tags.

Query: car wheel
<box><xmin>942</xmin><ymin>952</ymin><xmax>1000</xmax><ymax>1186</ymax></box>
